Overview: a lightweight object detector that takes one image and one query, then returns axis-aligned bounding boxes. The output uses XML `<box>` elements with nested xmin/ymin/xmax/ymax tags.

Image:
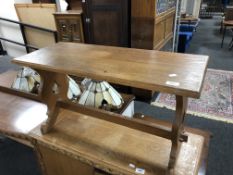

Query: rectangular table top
<box><xmin>12</xmin><ymin>42</ymin><xmax>209</xmax><ymax>98</ymax></box>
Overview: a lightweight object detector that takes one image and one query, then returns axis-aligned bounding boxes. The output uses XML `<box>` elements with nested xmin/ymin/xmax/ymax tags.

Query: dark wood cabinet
<box><xmin>54</xmin><ymin>11</ymin><xmax>84</xmax><ymax>43</ymax></box>
<box><xmin>82</xmin><ymin>0</ymin><xmax>130</xmax><ymax>47</ymax></box>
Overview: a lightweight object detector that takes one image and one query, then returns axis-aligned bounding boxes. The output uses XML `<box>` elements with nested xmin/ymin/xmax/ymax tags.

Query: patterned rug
<box><xmin>151</xmin><ymin>69</ymin><xmax>233</xmax><ymax>123</ymax></box>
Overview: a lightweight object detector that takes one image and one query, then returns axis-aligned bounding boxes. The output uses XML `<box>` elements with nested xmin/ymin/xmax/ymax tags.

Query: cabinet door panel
<box><xmin>36</xmin><ymin>144</ymin><xmax>94</xmax><ymax>175</ymax></box>
<box><xmin>69</xmin><ymin>19</ymin><xmax>82</xmax><ymax>42</ymax></box>
<box><xmin>55</xmin><ymin>14</ymin><xmax>84</xmax><ymax>43</ymax></box>
<box><xmin>165</xmin><ymin>16</ymin><xmax>174</xmax><ymax>37</ymax></box>
<box><xmin>91</xmin><ymin>10</ymin><xmax>120</xmax><ymax>45</ymax></box>
<box><xmin>57</xmin><ymin>19</ymin><xmax>71</xmax><ymax>41</ymax></box>
<box><xmin>83</xmin><ymin>0</ymin><xmax>129</xmax><ymax>47</ymax></box>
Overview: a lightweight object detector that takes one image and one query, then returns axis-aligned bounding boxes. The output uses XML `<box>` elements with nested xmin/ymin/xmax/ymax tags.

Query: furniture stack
<box><xmin>0</xmin><ymin>42</ymin><xmax>210</xmax><ymax>175</ymax></box>
<box><xmin>54</xmin><ymin>0</ymin><xmax>175</xmax><ymax>50</ymax></box>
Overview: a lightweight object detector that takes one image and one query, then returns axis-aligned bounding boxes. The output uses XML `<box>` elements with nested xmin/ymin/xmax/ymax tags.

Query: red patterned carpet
<box><xmin>152</xmin><ymin>69</ymin><xmax>233</xmax><ymax>123</ymax></box>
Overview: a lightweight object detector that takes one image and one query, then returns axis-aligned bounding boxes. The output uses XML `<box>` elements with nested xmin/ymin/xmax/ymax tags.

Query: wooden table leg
<box><xmin>37</xmin><ymin>70</ymin><xmax>69</xmax><ymax>134</ymax></box>
<box><xmin>230</xmin><ymin>39</ymin><xmax>233</xmax><ymax>50</ymax></box>
<box><xmin>220</xmin><ymin>20</ymin><xmax>223</xmax><ymax>33</ymax></box>
<box><xmin>168</xmin><ymin>95</ymin><xmax>187</xmax><ymax>171</ymax></box>
<box><xmin>221</xmin><ymin>26</ymin><xmax>227</xmax><ymax>48</ymax></box>
<box><xmin>229</xmin><ymin>34</ymin><xmax>233</xmax><ymax>50</ymax></box>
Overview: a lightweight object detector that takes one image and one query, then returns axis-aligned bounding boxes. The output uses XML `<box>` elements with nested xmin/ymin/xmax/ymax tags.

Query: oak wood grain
<box><xmin>36</xmin><ymin>143</ymin><xmax>94</xmax><ymax>175</ymax></box>
<box><xmin>36</xmin><ymin>70</ymin><xmax>69</xmax><ymax>134</ymax></box>
<box><xmin>0</xmin><ymin>70</ymin><xmax>18</xmax><ymax>87</ymax></box>
<box><xmin>0</xmin><ymin>91</ymin><xmax>47</xmax><ymax>136</ymax></box>
<box><xmin>0</xmin><ymin>86</ymin><xmax>209</xmax><ymax>174</ymax></box>
<box><xmin>59</xmin><ymin>100</ymin><xmax>173</xmax><ymax>140</ymax></box>
<box><xmin>30</xmin><ymin>108</ymin><xmax>206</xmax><ymax>175</ymax></box>
<box><xmin>11</xmin><ymin>43</ymin><xmax>209</xmax><ymax>171</ymax></box>
<box><xmin>12</xmin><ymin>42</ymin><xmax>209</xmax><ymax>98</ymax></box>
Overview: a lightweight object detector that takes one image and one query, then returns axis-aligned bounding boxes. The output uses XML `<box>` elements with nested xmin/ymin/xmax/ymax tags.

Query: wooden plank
<box><xmin>36</xmin><ymin>143</ymin><xmax>94</xmax><ymax>175</ymax></box>
<box><xmin>0</xmin><ymin>70</ymin><xmax>17</xmax><ymax>88</ymax></box>
<box><xmin>131</xmin><ymin>0</ymin><xmax>155</xmax><ymax>18</ymax></box>
<box><xmin>0</xmin><ymin>91</ymin><xmax>47</xmax><ymax>136</ymax></box>
<box><xmin>0</xmin><ymin>70</ymin><xmax>44</xmax><ymax>145</ymax></box>
<box><xmin>12</xmin><ymin>42</ymin><xmax>209</xmax><ymax>98</ymax></box>
<box><xmin>30</xmin><ymin>109</ymin><xmax>206</xmax><ymax>175</ymax></box>
<box><xmin>60</xmin><ymin>100</ymin><xmax>173</xmax><ymax>140</ymax></box>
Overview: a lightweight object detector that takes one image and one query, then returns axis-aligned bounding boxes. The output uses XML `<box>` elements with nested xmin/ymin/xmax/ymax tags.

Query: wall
<box><xmin>181</xmin><ymin>0</ymin><xmax>202</xmax><ymax>18</ymax></box>
<box><xmin>0</xmin><ymin>0</ymin><xmax>32</xmax><ymax>57</ymax></box>
<box><xmin>192</xmin><ymin>0</ymin><xmax>201</xmax><ymax>18</ymax></box>
<box><xmin>181</xmin><ymin>0</ymin><xmax>188</xmax><ymax>14</ymax></box>
<box><xmin>186</xmin><ymin>0</ymin><xmax>195</xmax><ymax>15</ymax></box>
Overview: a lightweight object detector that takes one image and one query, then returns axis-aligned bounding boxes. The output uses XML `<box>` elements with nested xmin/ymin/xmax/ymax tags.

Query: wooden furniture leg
<box><xmin>220</xmin><ymin>20</ymin><xmax>223</xmax><ymax>33</ymax></box>
<box><xmin>229</xmin><ymin>37</ymin><xmax>233</xmax><ymax>49</ymax></box>
<box><xmin>221</xmin><ymin>25</ymin><xmax>227</xmax><ymax>48</ymax></box>
<box><xmin>37</xmin><ymin>70</ymin><xmax>69</xmax><ymax>134</ymax></box>
<box><xmin>229</xmin><ymin>29</ymin><xmax>233</xmax><ymax>50</ymax></box>
<box><xmin>168</xmin><ymin>95</ymin><xmax>187</xmax><ymax>171</ymax></box>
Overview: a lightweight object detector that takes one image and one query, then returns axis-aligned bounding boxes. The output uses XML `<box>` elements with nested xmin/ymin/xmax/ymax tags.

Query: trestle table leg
<box><xmin>168</xmin><ymin>95</ymin><xmax>187</xmax><ymax>170</ymax></box>
<box><xmin>36</xmin><ymin>70</ymin><xmax>69</xmax><ymax>134</ymax></box>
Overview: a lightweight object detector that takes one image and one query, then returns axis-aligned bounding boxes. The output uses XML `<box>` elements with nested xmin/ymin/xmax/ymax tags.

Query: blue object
<box><xmin>180</xmin><ymin>20</ymin><xmax>199</xmax><ymax>29</ymax></box>
<box><xmin>222</xmin><ymin>0</ymin><xmax>230</xmax><ymax>7</ymax></box>
<box><xmin>178</xmin><ymin>32</ymin><xmax>193</xmax><ymax>53</ymax></box>
<box><xmin>179</xmin><ymin>25</ymin><xmax>196</xmax><ymax>32</ymax></box>
<box><xmin>177</xmin><ymin>23</ymin><xmax>199</xmax><ymax>53</ymax></box>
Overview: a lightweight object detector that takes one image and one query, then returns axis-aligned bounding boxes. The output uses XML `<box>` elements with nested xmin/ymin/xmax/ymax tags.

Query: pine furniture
<box><xmin>0</xmin><ymin>42</ymin><xmax>209</xmax><ymax>174</ymax></box>
<box><xmin>0</xmin><ymin>88</ymin><xmax>210</xmax><ymax>175</ymax></box>
<box><xmin>13</xmin><ymin>42</ymin><xmax>208</xmax><ymax>172</ymax></box>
